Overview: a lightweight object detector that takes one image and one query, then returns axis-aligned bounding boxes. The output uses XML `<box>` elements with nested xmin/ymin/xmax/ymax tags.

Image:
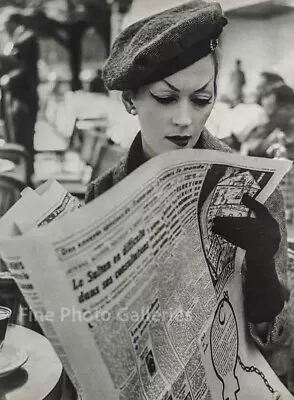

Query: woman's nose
<box><xmin>172</xmin><ymin>101</ymin><xmax>192</xmax><ymax>127</ymax></box>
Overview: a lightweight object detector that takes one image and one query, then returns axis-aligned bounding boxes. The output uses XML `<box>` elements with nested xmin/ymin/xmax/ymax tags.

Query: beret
<box><xmin>102</xmin><ymin>0</ymin><xmax>227</xmax><ymax>91</ymax></box>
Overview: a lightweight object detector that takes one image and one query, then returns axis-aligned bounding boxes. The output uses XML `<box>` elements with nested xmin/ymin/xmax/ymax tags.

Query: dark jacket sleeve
<box><xmin>85</xmin><ymin>169</ymin><xmax>114</xmax><ymax>204</ymax></box>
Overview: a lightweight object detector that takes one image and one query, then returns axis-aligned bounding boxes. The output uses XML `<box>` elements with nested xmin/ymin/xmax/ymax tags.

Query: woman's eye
<box><xmin>191</xmin><ymin>98</ymin><xmax>212</xmax><ymax>107</ymax></box>
<box><xmin>150</xmin><ymin>93</ymin><xmax>177</xmax><ymax>104</ymax></box>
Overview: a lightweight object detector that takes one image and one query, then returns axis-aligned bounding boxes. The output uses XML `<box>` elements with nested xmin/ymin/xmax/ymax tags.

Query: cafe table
<box><xmin>0</xmin><ymin>158</ymin><xmax>28</xmax><ymax>185</ymax></box>
<box><xmin>0</xmin><ymin>324</ymin><xmax>63</xmax><ymax>400</ymax></box>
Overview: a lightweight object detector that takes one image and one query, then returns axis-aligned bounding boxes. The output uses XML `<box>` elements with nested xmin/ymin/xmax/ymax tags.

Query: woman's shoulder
<box><xmin>85</xmin><ymin>168</ymin><xmax>115</xmax><ymax>204</ymax></box>
<box><xmin>200</xmin><ymin>129</ymin><xmax>233</xmax><ymax>153</ymax></box>
<box><xmin>85</xmin><ymin>152</ymin><xmax>129</xmax><ymax>203</ymax></box>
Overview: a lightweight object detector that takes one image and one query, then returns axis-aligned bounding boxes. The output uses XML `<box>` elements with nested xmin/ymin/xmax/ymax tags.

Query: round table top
<box><xmin>0</xmin><ymin>325</ymin><xmax>63</xmax><ymax>400</ymax></box>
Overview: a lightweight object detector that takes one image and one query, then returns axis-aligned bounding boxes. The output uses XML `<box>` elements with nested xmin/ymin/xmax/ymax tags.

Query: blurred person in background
<box><xmin>0</xmin><ymin>10</ymin><xmax>39</xmax><ymax>185</ymax></box>
<box><xmin>255</xmin><ymin>71</ymin><xmax>285</xmax><ymax>105</ymax></box>
<box><xmin>221</xmin><ymin>72</ymin><xmax>286</xmax><ymax>151</ymax></box>
<box><xmin>243</xmin><ymin>83</ymin><xmax>294</xmax><ymax>159</ymax></box>
<box><xmin>243</xmin><ymin>83</ymin><xmax>294</xmax><ymax>224</ymax></box>
<box><xmin>229</xmin><ymin>59</ymin><xmax>246</xmax><ymax>106</ymax></box>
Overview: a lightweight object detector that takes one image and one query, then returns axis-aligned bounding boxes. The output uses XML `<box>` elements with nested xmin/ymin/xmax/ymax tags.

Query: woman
<box><xmin>86</xmin><ymin>0</ymin><xmax>291</xmax><ymax>386</ymax></box>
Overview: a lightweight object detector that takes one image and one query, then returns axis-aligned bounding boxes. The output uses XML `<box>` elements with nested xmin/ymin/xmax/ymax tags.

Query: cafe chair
<box><xmin>1</xmin><ymin>87</ymin><xmax>16</xmax><ymax>143</ymax></box>
<box><xmin>0</xmin><ymin>142</ymin><xmax>29</xmax><ymax>185</ymax></box>
<box><xmin>0</xmin><ymin>175</ymin><xmax>26</xmax><ymax>217</ymax></box>
<box><xmin>72</xmin><ymin>118</ymin><xmax>107</xmax><ymax>164</ymax></box>
<box><xmin>90</xmin><ymin>139</ymin><xmax>126</xmax><ymax>181</ymax></box>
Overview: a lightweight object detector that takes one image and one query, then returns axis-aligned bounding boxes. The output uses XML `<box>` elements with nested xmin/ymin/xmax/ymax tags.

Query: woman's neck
<box><xmin>141</xmin><ymin>136</ymin><xmax>157</xmax><ymax>160</ymax></box>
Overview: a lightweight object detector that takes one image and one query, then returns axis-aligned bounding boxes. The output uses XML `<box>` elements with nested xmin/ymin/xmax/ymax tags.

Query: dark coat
<box><xmin>86</xmin><ymin>129</ymin><xmax>292</xmax><ymax>376</ymax></box>
<box><xmin>6</xmin><ymin>29</ymin><xmax>39</xmax><ymax>109</ymax></box>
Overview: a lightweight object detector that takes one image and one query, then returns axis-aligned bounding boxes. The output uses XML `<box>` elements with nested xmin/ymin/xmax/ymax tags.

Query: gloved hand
<box><xmin>212</xmin><ymin>193</ymin><xmax>285</xmax><ymax>323</ymax></box>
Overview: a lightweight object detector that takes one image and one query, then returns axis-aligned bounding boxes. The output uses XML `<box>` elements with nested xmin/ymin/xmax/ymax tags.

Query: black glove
<box><xmin>212</xmin><ymin>193</ymin><xmax>285</xmax><ymax>323</ymax></box>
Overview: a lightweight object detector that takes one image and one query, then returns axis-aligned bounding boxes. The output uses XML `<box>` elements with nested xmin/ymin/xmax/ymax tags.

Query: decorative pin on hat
<box><xmin>210</xmin><ymin>39</ymin><xmax>218</xmax><ymax>52</ymax></box>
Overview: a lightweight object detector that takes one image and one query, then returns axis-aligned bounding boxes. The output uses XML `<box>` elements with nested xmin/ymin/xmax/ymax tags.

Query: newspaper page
<box><xmin>0</xmin><ymin>179</ymin><xmax>81</xmax><ymax>237</ymax></box>
<box><xmin>0</xmin><ymin>179</ymin><xmax>82</xmax><ymax>395</ymax></box>
<box><xmin>0</xmin><ymin>149</ymin><xmax>292</xmax><ymax>400</ymax></box>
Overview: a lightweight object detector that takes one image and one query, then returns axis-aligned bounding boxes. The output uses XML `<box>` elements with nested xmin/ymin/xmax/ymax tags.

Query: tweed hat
<box><xmin>102</xmin><ymin>0</ymin><xmax>227</xmax><ymax>91</ymax></box>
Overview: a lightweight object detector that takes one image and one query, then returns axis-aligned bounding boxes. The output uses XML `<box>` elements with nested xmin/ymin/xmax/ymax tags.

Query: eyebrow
<box><xmin>162</xmin><ymin>79</ymin><xmax>179</xmax><ymax>92</ymax></box>
<box><xmin>162</xmin><ymin>78</ymin><xmax>213</xmax><ymax>94</ymax></box>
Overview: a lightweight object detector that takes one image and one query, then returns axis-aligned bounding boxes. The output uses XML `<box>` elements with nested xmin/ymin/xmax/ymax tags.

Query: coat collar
<box><xmin>112</xmin><ymin>128</ymin><xmax>231</xmax><ymax>186</ymax></box>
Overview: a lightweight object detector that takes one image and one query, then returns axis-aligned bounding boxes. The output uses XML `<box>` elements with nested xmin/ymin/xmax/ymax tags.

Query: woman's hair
<box><xmin>260</xmin><ymin>71</ymin><xmax>284</xmax><ymax>86</ymax></box>
<box><xmin>5</xmin><ymin>12</ymin><xmax>23</xmax><ymax>26</ymax></box>
<box><xmin>256</xmin><ymin>72</ymin><xmax>284</xmax><ymax>104</ymax></box>
<box><xmin>261</xmin><ymin>83</ymin><xmax>294</xmax><ymax>107</ymax></box>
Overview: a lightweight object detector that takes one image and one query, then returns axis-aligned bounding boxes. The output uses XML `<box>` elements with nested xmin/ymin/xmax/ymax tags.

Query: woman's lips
<box><xmin>166</xmin><ymin>136</ymin><xmax>191</xmax><ymax>147</ymax></box>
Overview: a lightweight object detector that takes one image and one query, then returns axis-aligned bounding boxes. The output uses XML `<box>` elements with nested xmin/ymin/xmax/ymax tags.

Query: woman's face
<box><xmin>131</xmin><ymin>55</ymin><xmax>215</xmax><ymax>158</ymax></box>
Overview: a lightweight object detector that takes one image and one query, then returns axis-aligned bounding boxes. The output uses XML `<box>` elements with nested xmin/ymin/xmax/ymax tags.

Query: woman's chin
<box><xmin>145</xmin><ymin>138</ymin><xmax>198</xmax><ymax>158</ymax></box>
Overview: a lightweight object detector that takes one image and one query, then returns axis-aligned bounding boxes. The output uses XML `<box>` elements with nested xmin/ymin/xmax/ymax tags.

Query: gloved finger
<box><xmin>212</xmin><ymin>217</ymin><xmax>265</xmax><ymax>248</ymax></box>
<box><xmin>241</xmin><ymin>193</ymin><xmax>268</xmax><ymax>218</ymax></box>
<box><xmin>213</xmin><ymin>216</ymin><xmax>258</xmax><ymax>232</ymax></box>
<box><xmin>212</xmin><ymin>225</ymin><xmax>247</xmax><ymax>248</ymax></box>
<box><xmin>212</xmin><ymin>216</ymin><xmax>265</xmax><ymax>234</ymax></box>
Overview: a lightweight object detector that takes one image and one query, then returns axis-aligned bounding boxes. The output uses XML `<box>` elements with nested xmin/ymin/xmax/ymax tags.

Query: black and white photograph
<box><xmin>0</xmin><ymin>0</ymin><xmax>294</xmax><ymax>399</ymax></box>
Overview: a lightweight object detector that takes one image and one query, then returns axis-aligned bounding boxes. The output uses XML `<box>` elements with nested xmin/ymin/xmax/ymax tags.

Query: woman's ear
<box><xmin>122</xmin><ymin>90</ymin><xmax>137</xmax><ymax>115</ymax></box>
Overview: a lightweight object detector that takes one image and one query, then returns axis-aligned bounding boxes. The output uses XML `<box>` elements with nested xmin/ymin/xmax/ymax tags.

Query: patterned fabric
<box><xmin>287</xmin><ymin>248</ymin><xmax>294</xmax><ymax>354</ymax></box>
<box><xmin>85</xmin><ymin>129</ymin><xmax>291</xmax><ymax>377</ymax></box>
<box><xmin>280</xmin><ymin>166</ymin><xmax>294</xmax><ymax>217</ymax></box>
<box><xmin>286</xmin><ymin>248</ymin><xmax>294</xmax><ymax>391</ymax></box>
<box><xmin>248</xmin><ymin>307</ymin><xmax>292</xmax><ymax>377</ymax></box>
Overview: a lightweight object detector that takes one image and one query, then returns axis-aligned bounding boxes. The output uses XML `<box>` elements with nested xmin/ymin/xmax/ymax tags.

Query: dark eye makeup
<box><xmin>191</xmin><ymin>97</ymin><xmax>213</xmax><ymax>106</ymax></box>
<box><xmin>149</xmin><ymin>91</ymin><xmax>212</xmax><ymax>107</ymax></box>
<box><xmin>149</xmin><ymin>91</ymin><xmax>177</xmax><ymax>104</ymax></box>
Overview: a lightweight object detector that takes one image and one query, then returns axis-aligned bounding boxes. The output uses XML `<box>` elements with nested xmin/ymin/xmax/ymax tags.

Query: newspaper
<box><xmin>0</xmin><ymin>149</ymin><xmax>293</xmax><ymax>400</ymax></box>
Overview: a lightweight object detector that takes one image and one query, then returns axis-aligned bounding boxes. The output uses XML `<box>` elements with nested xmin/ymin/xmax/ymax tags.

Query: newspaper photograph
<box><xmin>0</xmin><ymin>149</ymin><xmax>292</xmax><ymax>400</ymax></box>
